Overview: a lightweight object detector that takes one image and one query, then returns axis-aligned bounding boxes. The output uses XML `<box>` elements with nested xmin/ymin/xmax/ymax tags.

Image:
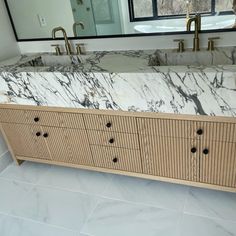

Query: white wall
<box><xmin>7</xmin><ymin>0</ymin><xmax>74</xmax><ymax>39</ymax></box>
<box><xmin>0</xmin><ymin>0</ymin><xmax>20</xmax><ymax>61</ymax></box>
<box><xmin>0</xmin><ymin>0</ymin><xmax>18</xmax><ymax>169</ymax></box>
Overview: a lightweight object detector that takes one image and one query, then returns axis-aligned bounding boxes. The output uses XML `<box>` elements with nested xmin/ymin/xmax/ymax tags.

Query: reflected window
<box><xmin>129</xmin><ymin>0</ymin><xmax>234</xmax><ymax>22</ymax></box>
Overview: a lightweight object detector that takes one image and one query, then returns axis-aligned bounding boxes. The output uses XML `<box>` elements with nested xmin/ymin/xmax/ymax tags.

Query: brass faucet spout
<box><xmin>52</xmin><ymin>27</ymin><xmax>72</xmax><ymax>55</ymax></box>
<box><xmin>186</xmin><ymin>14</ymin><xmax>201</xmax><ymax>51</ymax></box>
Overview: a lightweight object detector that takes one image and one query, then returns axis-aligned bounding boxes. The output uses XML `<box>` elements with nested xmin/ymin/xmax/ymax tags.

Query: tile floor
<box><xmin>0</xmin><ymin>161</ymin><xmax>236</xmax><ymax>236</ymax></box>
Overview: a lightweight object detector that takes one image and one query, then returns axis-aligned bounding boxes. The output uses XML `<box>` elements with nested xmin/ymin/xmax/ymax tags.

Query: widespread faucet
<box><xmin>52</xmin><ymin>27</ymin><xmax>72</xmax><ymax>55</ymax></box>
<box><xmin>186</xmin><ymin>14</ymin><xmax>201</xmax><ymax>51</ymax></box>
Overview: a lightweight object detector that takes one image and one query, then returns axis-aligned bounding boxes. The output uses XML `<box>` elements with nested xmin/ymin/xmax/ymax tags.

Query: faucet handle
<box><xmin>75</xmin><ymin>43</ymin><xmax>86</xmax><ymax>55</ymax></box>
<box><xmin>173</xmin><ymin>39</ymin><xmax>185</xmax><ymax>53</ymax></box>
<box><xmin>51</xmin><ymin>44</ymin><xmax>62</xmax><ymax>55</ymax></box>
<box><xmin>207</xmin><ymin>37</ymin><xmax>220</xmax><ymax>51</ymax></box>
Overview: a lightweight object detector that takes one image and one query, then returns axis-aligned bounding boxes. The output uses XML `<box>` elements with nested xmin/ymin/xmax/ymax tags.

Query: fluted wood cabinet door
<box><xmin>1</xmin><ymin>123</ymin><xmax>50</xmax><ymax>160</ymax></box>
<box><xmin>200</xmin><ymin>141</ymin><xmax>236</xmax><ymax>188</ymax></box>
<box><xmin>139</xmin><ymin>135</ymin><xmax>200</xmax><ymax>181</ymax></box>
<box><xmin>43</xmin><ymin>127</ymin><xmax>94</xmax><ymax>166</ymax></box>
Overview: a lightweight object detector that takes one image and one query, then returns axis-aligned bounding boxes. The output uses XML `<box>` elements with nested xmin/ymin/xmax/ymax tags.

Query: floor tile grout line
<box><xmin>182</xmin><ymin>211</ymin><xmax>236</xmax><ymax>223</ymax></box>
<box><xmin>182</xmin><ymin>186</ymin><xmax>191</xmax><ymax>213</ymax></box>
<box><xmin>0</xmin><ymin>150</ymin><xmax>9</xmax><ymax>159</ymax></box>
<box><xmin>79</xmin><ymin>196</ymin><xmax>104</xmax><ymax>235</ymax></box>
<box><xmin>88</xmin><ymin>194</ymin><xmax>183</xmax><ymax>213</ymax></box>
<box><xmin>0</xmin><ymin>211</ymin><xmax>79</xmax><ymax>233</ymax></box>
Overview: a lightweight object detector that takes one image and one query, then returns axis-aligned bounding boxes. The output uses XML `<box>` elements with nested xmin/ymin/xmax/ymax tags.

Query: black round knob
<box><xmin>197</xmin><ymin>129</ymin><xmax>203</xmax><ymax>135</ymax></box>
<box><xmin>191</xmin><ymin>147</ymin><xmax>197</xmax><ymax>154</ymax></box>
<box><xmin>106</xmin><ymin>122</ymin><xmax>112</xmax><ymax>128</ymax></box>
<box><xmin>109</xmin><ymin>138</ymin><xmax>114</xmax><ymax>144</ymax></box>
<box><xmin>34</xmin><ymin>117</ymin><xmax>40</xmax><ymax>122</ymax></box>
<box><xmin>36</xmin><ymin>132</ymin><xmax>41</xmax><ymax>137</ymax></box>
<box><xmin>112</xmin><ymin>157</ymin><xmax>118</xmax><ymax>163</ymax></box>
<box><xmin>43</xmin><ymin>133</ymin><xmax>49</xmax><ymax>138</ymax></box>
<box><xmin>203</xmin><ymin>149</ymin><xmax>209</xmax><ymax>155</ymax></box>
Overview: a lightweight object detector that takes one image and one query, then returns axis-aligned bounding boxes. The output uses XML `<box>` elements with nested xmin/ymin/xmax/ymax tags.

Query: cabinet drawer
<box><xmin>84</xmin><ymin>114</ymin><xmax>137</xmax><ymax>133</ymax></box>
<box><xmin>87</xmin><ymin>131</ymin><xmax>139</xmax><ymax>149</ymax></box>
<box><xmin>138</xmin><ymin>118</ymin><xmax>194</xmax><ymax>138</ymax></box>
<box><xmin>25</xmin><ymin>110</ymin><xmax>61</xmax><ymax>126</ymax></box>
<box><xmin>195</xmin><ymin>121</ymin><xmax>236</xmax><ymax>143</ymax></box>
<box><xmin>91</xmin><ymin>146</ymin><xmax>142</xmax><ymax>173</ymax></box>
<box><xmin>138</xmin><ymin>118</ymin><xmax>236</xmax><ymax>142</ymax></box>
<box><xmin>0</xmin><ymin>109</ymin><xmax>28</xmax><ymax>124</ymax></box>
<box><xmin>58</xmin><ymin>112</ymin><xmax>85</xmax><ymax>129</ymax></box>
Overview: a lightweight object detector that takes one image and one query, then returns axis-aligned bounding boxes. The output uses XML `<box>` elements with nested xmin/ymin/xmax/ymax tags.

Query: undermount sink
<box><xmin>16</xmin><ymin>47</ymin><xmax>236</xmax><ymax>73</ymax></box>
<box><xmin>148</xmin><ymin>48</ymin><xmax>236</xmax><ymax>66</ymax></box>
<box><xmin>19</xmin><ymin>54</ymin><xmax>88</xmax><ymax>67</ymax></box>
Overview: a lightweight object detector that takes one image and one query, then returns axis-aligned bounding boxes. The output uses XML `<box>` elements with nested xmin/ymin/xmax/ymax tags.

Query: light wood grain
<box><xmin>200</xmin><ymin>141</ymin><xmax>236</xmax><ymax>188</ymax></box>
<box><xmin>84</xmin><ymin>114</ymin><xmax>138</xmax><ymax>133</ymax></box>
<box><xmin>91</xmin><ymin>145</ymin><xmax>142</xmax><ymax>173</ymax></box>
<box><xmin>87</xmin><ymin>130</ymin><xmax>140</xmax><ymax>149</ymax></box>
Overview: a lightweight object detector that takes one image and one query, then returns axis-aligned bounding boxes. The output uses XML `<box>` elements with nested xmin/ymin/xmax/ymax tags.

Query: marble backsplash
<box><xmin>0</xmin><ymin>47</ymin><xmax>236</xmax><ymax>117</ymax></box>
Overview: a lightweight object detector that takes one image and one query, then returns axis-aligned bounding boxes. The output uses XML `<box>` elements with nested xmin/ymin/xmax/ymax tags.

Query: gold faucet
<box><xmin>186</xmin><ymin>14</ymin><xmax>201</xmax><ymax>51</ymax></box>
<box><xmin>73</xmin><ymin>22</ymin><xmax>85</xmax><ymax>37</ymax></box>
<box><xmin>52</xmin><ymin>27</ymin><xmax>72</xmax><ymax>55</ymax></box>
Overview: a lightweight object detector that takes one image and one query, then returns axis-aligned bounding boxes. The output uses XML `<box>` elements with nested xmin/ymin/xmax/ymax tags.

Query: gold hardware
<box><xmin>76</xmin><ymin>43</ymin><xmax>86</xmax><ymax>55</ymax></box>
<box><xmin>207</xmin><ymin>37</ymin><xmax>220</xmax><ymax>51</ymax></box>
<box><xmin>186</xmin><ymin>1</ymin><xmax>190</xmax><ymax>21</ymax></box>
<box><xmin>186</xmin><ymin>14</ymin><xmax>201</xmax><ymax>52</ymax></box>
<box><xmin>173</xmin><ymin>39</ymin><xmax>185</xmax><ymax>53</ymax></box>
<box><xmin>51</xmin><ymin>44</ymin><xmax>62</xmax><ymax>56</ymax></box>
<box><xmin>52</xmin><ymin>27</ymin><xmax>72</xmax><ymax>55</ymax></box>
<box><xmin>73</xmin><ymin>22</ymin><xmax>85</xmax><ymax>37</ymax></box>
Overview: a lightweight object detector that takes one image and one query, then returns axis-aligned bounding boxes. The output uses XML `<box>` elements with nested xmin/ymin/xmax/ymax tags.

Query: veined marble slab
<box><xmin>0</xmin><ymin>48</ymin><xmax>236</xmax><ymax>117</ymax></box>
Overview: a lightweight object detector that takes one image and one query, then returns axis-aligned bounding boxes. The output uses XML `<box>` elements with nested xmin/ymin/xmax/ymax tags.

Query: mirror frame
<box><xmin>4</xmin><ymin>0</ymin><xmax>236</xmax><ymax>42</ymax></box>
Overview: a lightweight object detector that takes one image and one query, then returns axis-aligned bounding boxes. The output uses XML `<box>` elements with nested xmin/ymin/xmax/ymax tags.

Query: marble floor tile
<box><xmin>81</xmin><ymin>198</ymin><xmax>181</xmax><ymax>236</ymax></box>
<box><xmin>102</xmin><ymin>175</ymin><xmax>188</xmax><ymax>211</ymax></box>
<box><xmin>184</xmin><ymin>187</ymin><xmax>236</xmax><ymax>221</ymax></box>
<box><xmin>13</xmin><ymin>185</ymin><xmax>99</xmax><ymax>231</ymax></box>
<box><xmin>38</xmin><ymin>165</ymin><xmax>113</xmax><ymax>195</ymax></box>
<box><xmin>0</xmin><ymin>131</ymin><xmax>8</xmax><ymax>154</ymax></box>
<box><xmin>0</xmin><ymin>178</ymin><xmax>33</xmax><ymax>214</ymax></box>
<box><xmin>177</xmin><ymin>214</ymin><xmax>236</xmax><ymax>236</ymax></box>
<box><xmin>0</xmin><ymin>151</ymin><xmax>12</xmax><ymax>173</ymax></box>
<box><xmin>0</xmin><ymin>214</ymin><xmax>78</xmax><ymax>236</ymax></box>
<box><xmin>0</xmin><ymin>161</ymin><xmax>51</xmax><ymax>184</ymax></box>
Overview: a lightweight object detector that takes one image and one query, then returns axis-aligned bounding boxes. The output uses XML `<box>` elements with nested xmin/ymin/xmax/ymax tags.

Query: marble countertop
<box><xmin>0</xmin><ymin>48</ymin><xmax>236</xmax><ymax>117</ymax></box>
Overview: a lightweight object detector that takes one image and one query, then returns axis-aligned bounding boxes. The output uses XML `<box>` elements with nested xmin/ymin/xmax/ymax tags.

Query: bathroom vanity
<box><xmin>0</xmin><ymin>47</ymin><xmax>236</xmax><ymax>192</ymax></box>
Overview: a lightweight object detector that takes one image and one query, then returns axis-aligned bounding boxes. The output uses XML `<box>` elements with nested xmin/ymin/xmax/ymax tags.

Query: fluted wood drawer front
<box><xmin>195</xmin><ymin>121</ymin><xmax>236</xmax><ymax>142</ymax></box>
<box><xmin>42</xmin><ymin>127</ymin><xmax>94</xmax><ymax>166</ymax></box>
<box><xmin>87</xmin><ymin>131</ymin><xmax>139</xmax><ymax>149</ymax></box>
<box><xmin>58</xmin><ymin>112</ymin><xmax>85</xmax><ymax>129</ymax></box>
<box><xmin>139</xmin><ymin>134</ymin><xmax>200</xmax><ymax>181</ymax></box>
<box><xmin>84</xmin><ymin>114</ymin><xmax>138</xmax><ymax>133</ymax></box>
<box><xmin>137</xmin><ymin>118</ymin><xmax>194</xmax><ymax>139</ymax></box>
<box><xmin>91</xmin><ymin>146</ymin><xmax>142</xmax><ymax>173</ymax></box>
<box><xmin>138</xmin><ymin>118</ymin><xmax>236</xmax><ymax>142</ymax></box>
<box><xmin>1</xmin><ymin>123</ymin><xmax>50</xmax><ymax>160</ymax></box>
<box><xmin>25</xmin><ymin>110</ymin><xmax>61</xmax><ymax>126</ymax></box>
<box><xmin>0</xmin><ymin>109</ymin><xmax>28</xmax><ymax>124</ymax></box>
<box><xmin>200</xmin><ymin>141</ymin><xmax>236</xmax><ymax>188</ymax></box>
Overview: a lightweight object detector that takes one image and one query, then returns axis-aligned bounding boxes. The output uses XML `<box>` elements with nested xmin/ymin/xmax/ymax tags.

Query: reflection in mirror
<box><xmin>4</xmin><ymin>0</ymin><xmax>236</xmax><ymax>40</ymax></box>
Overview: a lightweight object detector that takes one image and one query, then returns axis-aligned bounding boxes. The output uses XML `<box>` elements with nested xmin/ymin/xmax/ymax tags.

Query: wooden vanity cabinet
<box><xmin>138</xmin><ymin>117</ymin><xmax>236</xmax><ymax>189</ymax></box>
<box><xmin>0</xmin><ymin>105</ymin><xmax>236</xmax><ymax>192</ymax></box>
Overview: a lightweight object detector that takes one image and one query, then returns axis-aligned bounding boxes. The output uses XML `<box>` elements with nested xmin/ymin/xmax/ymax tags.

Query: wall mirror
<box><xmin>4</xmin><ymin>0</ymin><xmax>236</xmax><ymax>41</ymax></box>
